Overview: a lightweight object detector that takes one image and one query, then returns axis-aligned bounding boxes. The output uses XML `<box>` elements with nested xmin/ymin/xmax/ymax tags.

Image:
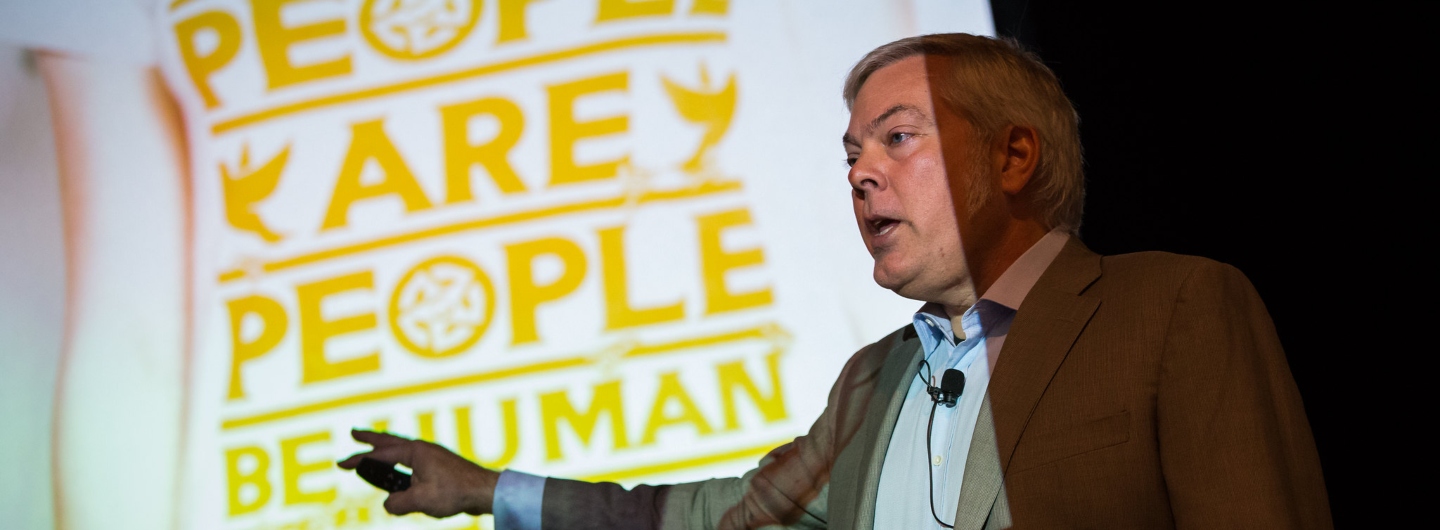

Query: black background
<box><xmin>987</xmin><ymin>1</ymin><xmax>1426</xmax><ymax>525</ymax></box>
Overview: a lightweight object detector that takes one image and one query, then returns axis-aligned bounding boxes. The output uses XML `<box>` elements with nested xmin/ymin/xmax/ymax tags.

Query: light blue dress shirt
<box><xmin>871</xmin><ymin>230</ymin><xmax>1068</xmax><ymax>528</ymax></box>
<box><xmin>870</xmin><ymin>300</ymin><xmax>1010</xmax><ymax>528</ymax></box>
<box><xmin>491</xmin><ymin>231</ymin><xmax>1071</xmax><ymax>530</ymax></box>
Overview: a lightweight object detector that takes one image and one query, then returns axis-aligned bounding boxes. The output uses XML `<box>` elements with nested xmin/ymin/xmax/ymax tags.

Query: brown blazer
<box><xmin>541</xmin><ymin>239</ymin><xmax>1332</xmax><ymax>529</ymax></box>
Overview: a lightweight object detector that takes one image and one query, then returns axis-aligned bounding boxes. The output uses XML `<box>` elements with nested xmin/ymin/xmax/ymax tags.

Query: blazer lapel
<box><xmin>986</xmin><ymin>238</ymin><xmax>1103</xmax><ymax>474</ymax></box>
<box><xmin>952</xmin><ymin>395</ymin><xmax>1005</xmax><ymax>530</ymax></box>
<box><xmin>827</xmin><ymin>327</ymin><xmax>923</xmax><ymax>530</ymax></box>
<box><xmin>948</xmin><ymin>239</ymin><xmax>1101</xmax><ymax>529</ymax></box>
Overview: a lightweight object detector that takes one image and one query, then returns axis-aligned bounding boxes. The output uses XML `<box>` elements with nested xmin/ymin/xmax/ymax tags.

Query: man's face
<box><xmin>843</xmin><ymin>56</ymin><xmax>990</xmax><ymax>303</ymax></box>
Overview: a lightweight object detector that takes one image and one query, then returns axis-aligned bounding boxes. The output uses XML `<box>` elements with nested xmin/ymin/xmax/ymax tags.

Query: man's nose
<box><xmin>847</xmin><ymin>153</ymin><xmax>888</xmax><ymax>195</ymax></box>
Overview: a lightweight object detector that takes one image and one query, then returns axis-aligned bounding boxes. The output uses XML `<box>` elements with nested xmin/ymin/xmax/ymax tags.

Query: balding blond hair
<box><xmin>844</xmin><ymin>34</ymin><xmax>1085</xmax><ymax>232</ymax></box>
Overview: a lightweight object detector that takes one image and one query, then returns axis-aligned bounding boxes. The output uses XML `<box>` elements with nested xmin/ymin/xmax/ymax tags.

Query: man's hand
<box><xmin>336</xmin><ymin>429</ymin><xmax>499</xmax><ymax>518</ymax></box>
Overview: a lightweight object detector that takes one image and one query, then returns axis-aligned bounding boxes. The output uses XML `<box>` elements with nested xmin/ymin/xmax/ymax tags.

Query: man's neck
<box><xmin>941</xmin><ymin>297</ymin><xmax>975</xmax><ymax>336</ymax></box>
<box><xmin>971</xmin><ymin>220</ymin><xmax>1050</xmax><ymax>297</ymax></box>
<box><xmin>941</xmin><ymin>220</ymin><xmax>1050</xmax><ymax>325</ymax></box>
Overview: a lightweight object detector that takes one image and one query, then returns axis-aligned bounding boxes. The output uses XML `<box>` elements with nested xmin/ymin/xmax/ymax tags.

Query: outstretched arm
<box><xmin>336</xmin><ymin>328</ymin><xmax>902</xmax><ymax>529</ymax></box>
<box><xmin>334</xmin><ymin>429</ymin><xmax>794</xmax><ymax>530</ymax></box>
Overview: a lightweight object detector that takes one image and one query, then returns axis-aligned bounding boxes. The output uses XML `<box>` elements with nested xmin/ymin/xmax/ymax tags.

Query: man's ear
<box><xmin>997</xmin><ymin>124</ymin><xmax>1040</xmax><ymax>196</ymax></box>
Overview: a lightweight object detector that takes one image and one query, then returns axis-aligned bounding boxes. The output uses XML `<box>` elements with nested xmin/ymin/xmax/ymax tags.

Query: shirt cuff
<box><xmin>492</xmin><ymin>470</ymin><xmax>546</xmax><ymax>530</ymax></box>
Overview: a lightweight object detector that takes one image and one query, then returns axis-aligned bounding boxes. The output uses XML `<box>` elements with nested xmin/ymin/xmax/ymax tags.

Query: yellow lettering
<box><xmin>297</xmin><ymin>271</ymin><xmax>380</xmax><ymax>384</ymax></box>
<box><xmin>440</xmin><ymin>96</ymin><xmax>528</xmax><ymax>203</ymax></box>
<box><xmin>416</xmin><ymin>409</ymin><xmax>438</xmax><ymax>442</ymax></box>
<box><xmin>506</xmin><ymin>236</ymin><xmax>588</xmax><ymax>345</ymax></box>
<box><xmin>252</xmin><ymin>0</ymin><xmax>351</xmax><ymax>89</ymax></box>
<box><xmin>547</xmin><ymin>72</ymin><xmax>629</xmax><ymax>186</ymax></box>
<box><xmin>641</xmin><ymin>371</ymin><xmax>712</xmax><ymax>444</ymax></box>
<box><xmin>596</xmin><ymin>0</ymin><xmax>674</xmax><ymax>22</ymax></box>
<box><xmin>322</xmin><ymin>119</ymin><xmax>434</xmax><ymax>230</ymax></box>
<box><xmin>173</xmin><ymin>10</ymin><xmax>242</xmax><ymax>109</ymax></box>
<box><xmin>717</xmin><ymin>350</ymin><xmax>787</xmax><ymax>430</ymax></box>
<box><xmin>539</xmin><ymin>380</ymin><xmax>628</xmax><ymax>461</ymax></box>
<box><xmin>226</xmin><ymin>295</ymin><xmax>289</xmax><ymax>400</ymax></box>
<box><xmin>280</xmin><ymin>431</ymin><xmax>335</xmax><ymax>506</ymax></box>
<box><xmin>225</xmin><ymin>445</ymin><xmax>271</xmax><ymax>516</ymax></box>
<box><xmin>690</xmin><ymin>0</ymin><xmax>727</xmax><ymax>15</ymax></box>
<box><xmin>497</xmin><ymin>0</ymin><xmax>549</xmax><ymax>44</ymax></box>
<box><xmin>599</xmin><ymin>225</ymin><xmax>684</xmax><ymax>330</ymax></box>
<box><xmin>333</xmin><ymin>504</ymin><xmax>372</xmax><ymax>526</ymax></box>
<box><xmin>697</xmin><ymin>208</ymin><xmax>773</xmax><ymax>314</ymax></box>
<box><xmin>358</xmin><ymin>0</ymin><xmax>480</xmax><ymax>60</ymax></box>
<box><xmin>454</xmin><ymin>400</ymin><xmax>520</xmax><ymax>468</ymax></box>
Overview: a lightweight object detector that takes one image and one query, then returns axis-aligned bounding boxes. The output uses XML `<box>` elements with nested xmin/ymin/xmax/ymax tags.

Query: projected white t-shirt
<box><xmin>10</xmin><ymin>0</ymin><xmax>994</xmax><ymax>528</ymax></box>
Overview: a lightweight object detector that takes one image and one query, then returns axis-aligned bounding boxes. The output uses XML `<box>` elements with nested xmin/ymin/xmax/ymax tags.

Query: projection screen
<box><xmin>0</xmin><ymin>1</ymin><xmax>995</xmax><ymax>528</ymax></box>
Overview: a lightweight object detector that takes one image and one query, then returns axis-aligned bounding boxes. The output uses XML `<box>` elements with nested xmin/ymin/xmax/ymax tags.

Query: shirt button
<box><xmin>932</xmin><ymin>455</ymin><xmax>943</xmax><ymax>466</ymax></box>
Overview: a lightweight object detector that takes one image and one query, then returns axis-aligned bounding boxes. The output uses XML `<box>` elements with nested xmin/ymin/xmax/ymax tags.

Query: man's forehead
<box><xmin>854</xmin><ymin>56</ymin><xmax>936</xmax><ymax>105</ymax></box>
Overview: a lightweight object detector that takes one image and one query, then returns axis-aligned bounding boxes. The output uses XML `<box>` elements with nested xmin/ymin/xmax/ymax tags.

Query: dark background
<box><xmin>987</xmin><ymin>1</ymin><xmax>1425</xmax><ymax>525</ymax></box>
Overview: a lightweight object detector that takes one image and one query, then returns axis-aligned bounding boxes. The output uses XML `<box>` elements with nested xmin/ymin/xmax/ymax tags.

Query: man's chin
<box><xmin>872</xmin><ymin>267</ymin><xmax>918</xmax><ymax>299</ymax></box>
<box><xmin>876</xmin><ymin>265</ymin><xmax>953</xmax><ymax>303</ymax></box>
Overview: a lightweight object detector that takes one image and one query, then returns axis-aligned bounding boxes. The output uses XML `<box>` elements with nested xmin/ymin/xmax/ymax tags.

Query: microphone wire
<box><xmin>919</xmin><ymin>359</ymin><xmax>956</xmax><ymax>529</ymax></box>
<box><xmin>926</xmin><ymin>400</ymin><xmax>955</xmax><ymax>529</ymax></box>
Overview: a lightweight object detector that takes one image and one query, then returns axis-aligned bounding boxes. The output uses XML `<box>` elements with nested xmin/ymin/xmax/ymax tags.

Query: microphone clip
<box><xmin>919</xmin><ymin>360</ymin><xmax>965</xmax><ymax>408</ymax></box>
<box><xmin>928</xmin><ymin>383</ymin><xmax>960</xmax><ymax>408</ymax></box>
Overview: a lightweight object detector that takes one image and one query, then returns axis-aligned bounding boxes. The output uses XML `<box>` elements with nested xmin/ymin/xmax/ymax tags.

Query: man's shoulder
<box><xmin>845</xmin><ymin>324</ymin><xmax>917</xmax><ymax>371</ymax></box>
<box><xmin>1088</xmin><ymin>247</ymin><xmax>1261</xmax><ymax>302</ymax></box>
<box><xmin>1099</xmin><ymin>249</ymin><xmax>1223</xmax><ymax>274</ymax></box>
<box><xmin>816</xmin><ymin>325</ymin><xmax>917</xmax><ymax>402</ymax></box>
<box><xmin>1095</xmin><ymin>250</ymin><xmax>1251</xmax><ymax>292</ymax></box>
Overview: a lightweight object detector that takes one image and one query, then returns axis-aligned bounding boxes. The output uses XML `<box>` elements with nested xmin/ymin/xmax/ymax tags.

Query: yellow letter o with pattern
<box><xmin>360</xmin><ymin>0</ymin><xmax>481</xmax><ymax>61</ymax></box>
<box><xmin>389</xmin><ymin>255</ymin><xmax>497</xmax><ymax>358</ymax></box>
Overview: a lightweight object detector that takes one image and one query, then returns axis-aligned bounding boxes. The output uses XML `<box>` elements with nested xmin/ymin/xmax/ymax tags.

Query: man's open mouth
<box><xmin>868</xmin><ymin>217</ymin><xmax>900</xmax><ymax>237</ymax></box>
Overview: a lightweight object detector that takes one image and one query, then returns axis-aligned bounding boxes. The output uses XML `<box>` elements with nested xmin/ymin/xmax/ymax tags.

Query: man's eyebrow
<box><xmin>841</xmin><ymin>104</ymin><xmax>928</xmax><ymax>148</ymax></box>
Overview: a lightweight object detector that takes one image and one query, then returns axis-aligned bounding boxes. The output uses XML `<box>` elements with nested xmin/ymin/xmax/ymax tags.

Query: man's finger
<box><xmin>335</xmin><ymin>452</ymin><xmax>371</xmax><ymax>469</ymax></box>
<box><xmin>350</xmin><ymin>444</ymin><xmax>417</xmax><ymax>467</ymax></box>
<box><xmin>382</xmin><ymin>490</ymin><xmax>419</xmax><ymax>515</ymax></box>
<box><xmin>351</xmin><ymin>428</ymin><xmax>410</xmax><ymax>447</ymax></box>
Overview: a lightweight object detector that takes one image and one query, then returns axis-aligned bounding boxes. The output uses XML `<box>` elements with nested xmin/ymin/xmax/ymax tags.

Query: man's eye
<box><xmin>845</xmin><ymin>156</ymin><xmax>858</xmax><ymax>167</ymax></box>
<box><xmin>889</xmin><ymin>132</ymin><xmax>912</xmax><ymax>145</ymax></box>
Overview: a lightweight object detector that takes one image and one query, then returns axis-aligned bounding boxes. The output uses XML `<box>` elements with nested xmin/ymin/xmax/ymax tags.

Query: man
<box><xmin>338</xmin><ymin>34</ymin><xmax>1331</xmax><ymax>529</ymax></box>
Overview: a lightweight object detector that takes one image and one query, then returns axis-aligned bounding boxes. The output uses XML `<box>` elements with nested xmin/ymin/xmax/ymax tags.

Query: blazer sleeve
<box><xmin>1156</xmin><ymin>260</ymin><xmax>1332</xmax><ymax>529</ymax></box>
<box><xmin>537</xmin><ymin>332</ymin><xmax>901</xmax><ymax>530</ymax></box>
<box><xmin>539</xmin><ymin>440</ymin><xmax>828</xmax><ymax>530</ymax></box>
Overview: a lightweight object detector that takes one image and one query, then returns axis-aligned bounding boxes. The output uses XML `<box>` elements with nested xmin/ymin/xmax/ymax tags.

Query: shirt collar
<box><xmin>982</xmin><ymin>229</ymin><xmax>1071</xmax><ymax>312</ymax></box>
<box><xmin>910</xmin><ymin>229</ymin><xmax>1071</xmax><ymax>347</ymax></box>
<box><xmin>911</xmin><ymin>309</ymin><xmax>953</xmax><ymax>354</ymax></box>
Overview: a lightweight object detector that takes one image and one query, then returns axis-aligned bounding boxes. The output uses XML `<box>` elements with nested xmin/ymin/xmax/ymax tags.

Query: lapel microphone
<box><xmin>922</xmin><ymin>362</ymin><xmax>966</xmax><ymax>408</ymax></box>
<box><xmin>918</xmin><ymin>360</ymin><xmax>966</xmax><ymax>528</ymax></box>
